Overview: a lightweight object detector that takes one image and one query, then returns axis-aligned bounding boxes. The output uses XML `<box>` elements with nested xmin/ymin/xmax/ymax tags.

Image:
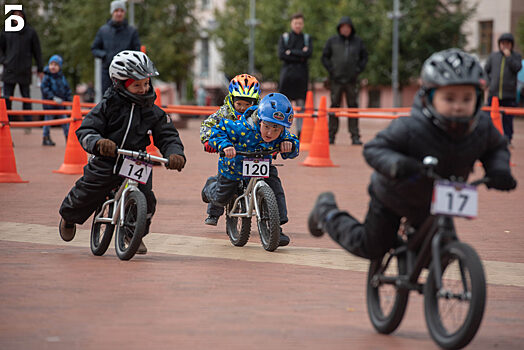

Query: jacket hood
<box><xmin>337</xmin><ymin>16</ymin><xmax>355</xmax><ymax>35</ymax></box>
<box><xmin>498</xmin><ymin>33</ymin><xmax>514</xmax><ymax>45</ymax></box>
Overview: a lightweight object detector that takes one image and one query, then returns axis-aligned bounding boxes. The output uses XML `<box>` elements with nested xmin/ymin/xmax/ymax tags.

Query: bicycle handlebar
<box><xmin>219</xmin><ymin>146</ymin><xmax>281</xmax><ymax>158</ymax></box>
<box><xmin>421</xmin><ymin>156</ymin><xmax>489</xmax><ymax>187</ymax></box>
<box><xmin>117</xmin><ymin>149</ymin><xmax>168</xmax><ymax>164</ymax></box>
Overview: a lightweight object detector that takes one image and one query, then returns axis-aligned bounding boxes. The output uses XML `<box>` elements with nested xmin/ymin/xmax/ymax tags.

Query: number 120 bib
<box><xmin>242</xmin><ymin>158</ymin><xmax>270</xmax><ymax>178</ymax></box>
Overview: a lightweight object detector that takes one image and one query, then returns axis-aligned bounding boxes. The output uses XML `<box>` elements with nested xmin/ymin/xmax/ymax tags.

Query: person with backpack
<box><xmin>278</xmin><ymin>12</ymin><xmax>312</xmax><ymax>138</ymax></box>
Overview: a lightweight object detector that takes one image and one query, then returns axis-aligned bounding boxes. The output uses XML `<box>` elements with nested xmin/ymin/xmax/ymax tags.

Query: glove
<box><xmin>96</xmin><ymin>139</ymin><xmax>117</xmax><ymax>157</ymax></box>
<box><xmin>203</xmin><ymin>141</ymin><xmax>217</xmax><ymax>153</ymax></box>
<box><xmin>308</xmin><ymin>192</ymin><xmax>339</xmax><ymax>237</ymax></box>
<box><xmin>391</xmin><ymin>157</ymin><xmax>423</xmax><ymax>179</ymax></box>
<box><xmin>167</xmin><ymin>154</ymin><xmax>185</xmax><ymax>171</ymax></box>
<box><xmin>53</xmin><ymin>96</ymin><xmax>63</xmax><ymax>104</ymax></box>
<box><xmin>486</xmin><ymin>171</ymin><xmax>517</xmax><ymax>191</ymax></box>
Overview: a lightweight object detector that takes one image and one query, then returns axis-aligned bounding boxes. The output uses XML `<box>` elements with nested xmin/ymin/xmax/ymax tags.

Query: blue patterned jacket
<box><xmin>209</xmin><ymin>107</ymin><xmax>300</xmax><ymax>180</ymax></box>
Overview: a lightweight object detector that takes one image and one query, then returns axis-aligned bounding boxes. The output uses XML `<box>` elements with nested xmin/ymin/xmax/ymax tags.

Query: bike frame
<box><xmin>227</xmin><ymin>177</ymin><xmax>270</xmax><ymax>221</ymax></box>
<box><xmin>93</xmin><ymin>178</ymin><xmax>142</xmax><ymax>228</ymax></box>
<box><xmin>92</xmin><ymin>149</ymin><xmax>167</xmax><ymax>228</ymax></box>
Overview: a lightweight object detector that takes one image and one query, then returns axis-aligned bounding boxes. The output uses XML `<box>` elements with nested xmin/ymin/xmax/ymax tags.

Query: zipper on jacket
<box><xmin>113</xmin><ymin>103</ymin><xmax>135</xmax><ymax>174</ymax></box>
<box><xmin>498</xmin><ymin>56</ymin><xmax>506</xmax><ymax>99</ymax></box>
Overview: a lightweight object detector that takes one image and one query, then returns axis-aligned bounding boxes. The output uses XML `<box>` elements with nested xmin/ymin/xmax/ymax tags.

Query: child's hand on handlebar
<box><xmin>223</xmin><ymin>146</ymin><xmax>236</xmax><ymax>159</ymax></box>
<box><xmin>167</xmin><ymin>154</ymin><xmax>185</xmax><ymax>171</ymax></box>
<box><xmin>96</xmin><ymin>138</ymin><xmax>117</xmax><ymax>157</ymax></box>
<box><xmin>280</xmin><ymin>141</ymin><xmax>293</xmax><ymax>153</ymax></box>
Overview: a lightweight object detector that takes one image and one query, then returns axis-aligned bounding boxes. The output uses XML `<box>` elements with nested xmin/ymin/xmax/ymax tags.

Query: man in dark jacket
<box><xmin>0</xmin><ymin>9</ymin><xmax>43</xmax><ymax>123</ymax></box>
<box><xmin>278</xmin><ymin>12</ymin><xmax>313</xmax><ymax>137</ymax></box>
<box><xmin>309</xmin><ymin>49</ymin><xmax>516</xmax><ymax>260</ymax></box>
<box><xmin>322</xmin><ymin>16</ymin><xmax>368</xmax><ymax>145</ymax></box>
<box><xmin>91</xmin><ymin>0</ymin><xmax>141</xmax><ymax>94</ymax></box>
<box><xmin>484</xmin><ymin>33</ymin><xmax>522</xmax><ymax>146</ymax></box>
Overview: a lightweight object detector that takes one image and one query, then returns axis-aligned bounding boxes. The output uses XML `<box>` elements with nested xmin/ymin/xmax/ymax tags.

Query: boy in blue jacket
<box><xmin>40</xmin><ymin>54</ymin><xmax>72</xmax><ymax>146</ymax></box>
<box><xmin>202</xmin><ymin>93</ymin><xmax>299</xmax><ymax>246</ymax></box>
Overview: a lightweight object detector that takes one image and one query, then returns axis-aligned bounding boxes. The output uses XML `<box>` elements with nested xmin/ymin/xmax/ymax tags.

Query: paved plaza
<box><xmin>1</xmin><ymin>117</ymin><xmax>523</xmax><ymax>349</ymax></box>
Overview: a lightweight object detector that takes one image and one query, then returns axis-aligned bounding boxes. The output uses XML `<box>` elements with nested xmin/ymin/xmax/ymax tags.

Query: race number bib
<box><xmin>431</xmin><ymin>180</ymin><xmax>478</xmax><ymax>218</ymax></box>
<box><xmin>242</xmin><ymin>158</ymin><xmax>270</xmax><ymax>178</ymax></box>
<box><xmin>119</xmin><ymin>156</ymin><xmax>152</xmax><ymax>184</ymax></box>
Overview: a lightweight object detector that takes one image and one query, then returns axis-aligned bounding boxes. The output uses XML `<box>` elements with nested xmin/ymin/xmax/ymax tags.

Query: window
<box><xmin>478</xmin><ymin>21</ymin><xmax>493</xmax><ymax>57</ymax></box>
<box><xmin>200</xmin><ymin>38</ymin><xmax>209</xmax><ymax>78</ymax></box>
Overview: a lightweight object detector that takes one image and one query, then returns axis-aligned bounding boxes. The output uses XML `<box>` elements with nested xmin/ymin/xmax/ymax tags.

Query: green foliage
<box><xmin>19</xmin><ymin>0</ymin><xmax>198</xmax><ymax>89</ymax></box>
<box><xmin>214</xmin><ymin>0</ymin><xmax>475</xmax><ymax>87</ymax></box>
<box><xmin>517</xmin><ymin>16</ymin><xmax>524</xmax><ymax>53</ymax></box>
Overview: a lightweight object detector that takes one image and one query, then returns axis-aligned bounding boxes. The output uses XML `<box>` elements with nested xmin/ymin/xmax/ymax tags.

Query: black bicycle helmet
<box><xmin>109</xmin><ymin>50</ymin><xmax>159</xmax><ymax>106</ymax></box>
<box><xmin>420</xmin><ymin>48</ymin><xmax>484</xmax><ymax>140</ymax></box>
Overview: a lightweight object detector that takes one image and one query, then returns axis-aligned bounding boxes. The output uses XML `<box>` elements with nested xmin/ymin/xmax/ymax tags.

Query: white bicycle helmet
<box><xmin>109</xmin><ymin>50</ymin><xmax>159</xmax><ymax>81</ymax></box>
<box><xmin>109</xmin><ymin>50</ymin><xmax>159</xmax><ymax>106</ymax></box>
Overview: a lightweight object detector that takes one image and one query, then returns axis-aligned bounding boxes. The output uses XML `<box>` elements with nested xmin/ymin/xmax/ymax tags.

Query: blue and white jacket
<box><xmin>209</xmin><ymin>107</ymin><xmax>300</xmax><ymax>180</ymax></box>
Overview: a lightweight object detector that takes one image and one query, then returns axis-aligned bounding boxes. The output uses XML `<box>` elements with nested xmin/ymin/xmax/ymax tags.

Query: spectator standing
<box><xmin>41</xmin><ymin>54</ymin><xmax>72</xmax><ymax>146</ymax></box>
<box><xmin>484</xmin><ymin>33</ymin><xmax>522</xmax><ymax>146</ymax></box>
<box><xmin>0</xmin><ymin>9</ymin><xmax>43</xmax><ymax>129</ymax></box>
<box><xmin>278</xmin><ymin>13</ymin><xmax>312</xmax><ymax>137</ymax></box>
<box><xmin>91</xmin><ymin>0</ymin><xmax>141</xmax><ymax>95</ymax></box>
<box><xmin>322</xmin><ymin>16</ymin><xmax>368</xmax><ymax>145</ymax></box>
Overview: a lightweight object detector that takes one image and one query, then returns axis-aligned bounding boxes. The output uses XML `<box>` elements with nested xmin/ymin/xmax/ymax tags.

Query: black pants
<box><xmin>204</xmin><ymin>165</ymin><xmax>288</xmax><ymax>225</ymax></box>
<box><xmin>2</xmin><ymin>82</ymin><xmax>32</xmax><ymax>121</ymax></box>
<box><xmin>328</xmin><ymin>81</ymin><xmax>360</xmax><ymax>142</ymax></box>
<box><xmin>326</xmin><ymin>193</ymin><xmax>401</xmax><ymax>259</ymax></box>
<box><xmin>101</xmin><ymin>68</ymin><xmax>112</xmax><ymax>96</ymax></box>
<box><xmin>59</xmin><ymin>157</ymin><xmax>156</xmax><ymax>234</ymax></box>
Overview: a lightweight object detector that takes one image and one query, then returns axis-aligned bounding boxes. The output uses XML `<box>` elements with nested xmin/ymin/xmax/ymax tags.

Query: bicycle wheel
<box><xmin>424</xmin><ymin>241</ymin><xmax>486</xmax><ymax>350</ymax></box>
<box><xmin>114</xmin><ymin>191</ymin><xmax>147</xmax><ymax>261</ymax></box>
<box><xmin>90</xmin><ymin>202</ymin><xmax>115</xmax><ymax>256</ymax></box>
<box><xmin>256</xmin><ymin>185</ymin><xmax>280</xmax><ymax>252</ymax></box>
<box><xmin>366</xmin><ymin>251</ymin><xmax>409</xmax><ymax>334</ymax></box>
<box><xmin>225</xmin><ymin>195</ymin><xmax>251</xmax><ymax>246</ymax></box>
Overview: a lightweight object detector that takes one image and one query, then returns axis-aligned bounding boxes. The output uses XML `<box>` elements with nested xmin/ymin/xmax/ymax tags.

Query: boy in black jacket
<box><xmin>309</xmin><ymin>49</ymin><xmax>517</xmax><ymax>259</ymax></box>
<box><xmin>58</xmin><ymin>51</ymin><xmax>186</xmax><ymax>254</ymax></box>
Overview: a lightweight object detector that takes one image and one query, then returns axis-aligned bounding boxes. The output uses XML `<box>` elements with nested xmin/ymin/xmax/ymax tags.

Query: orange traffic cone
<box><xmin>299</xmin><ymin>91</ymin><xmax>315</xmax><ymax>151</ymax></box>
<box><xmin>54</xmin><ymin>95</ymin><xmax>88</xmax><ymax>174</ymax></box>
<box><xmin>490</xmin><ymin>97</ymin><xmax>515</xmax><ymax>166</ymax></box>
<box><xmin>490</xmin><ymin>97</ymin><xmax>504</xmax><ymax>134</ymax></box>
<box><xmin>0</xmin><ymin>99</ymin><xmax>28</xmax><ymax>183</ymax></box>
<box><xmin>302</xmin><ymin>96</ymin><xmax>337</xmax><ymax>167</ymax></box>
<box><xmin>146</xmin><ymin>88</ymin><xmax>163</xmax><ymax>158</ymax></box>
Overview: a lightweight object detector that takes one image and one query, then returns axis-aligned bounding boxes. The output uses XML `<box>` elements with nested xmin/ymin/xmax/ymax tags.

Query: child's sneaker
<box><xmin>205</xmin><ymin>215</ymin><xmax>219</xmax><ymax>226</ymax></box>
<box><xmin>279</xmin><ymin>229</ymin><xmax>290</xmax><ymax>247</ymax></box>
<box><xmin>59</xmin><ymin>218</ymin><xmax>76</xmax><ymax>242</ymax></box>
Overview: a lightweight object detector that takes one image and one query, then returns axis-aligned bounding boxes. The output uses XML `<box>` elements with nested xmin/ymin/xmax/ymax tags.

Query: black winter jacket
<box><xmin>363</xmin><ymin>92</ymin><xmax>511</xmax><ymax>225</ymax></box>
<box><xmin>77</xmin><ymin>87</ymin><xmax>185</xmax><ymax>165</ymax></box>
<box><xmin>321</xmin><ymin>17</ymin><xmax>367</xmax><ymax>85</ymax></box>
<box><xmin>0</xmin><ymin>23</ymin><xmax>43</xmax><ymax>85</ymax></box>
<box><xmin>278</xmin><ymin>31</ymin><xmax>312</xmax><ymax>100</ymax></box>
<box><xmin>91</xmin><ymin>20</ymin><xmax>141</xmax><ymax>70</ymax></box>
<box><xmin>484</xmin><ymin>50</ymin><xmax>522</xmax><ymax>100</ymax></box>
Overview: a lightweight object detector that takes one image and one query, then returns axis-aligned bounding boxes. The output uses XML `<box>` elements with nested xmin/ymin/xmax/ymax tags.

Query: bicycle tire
<box><xmin>424</xmin><ymin>241</ymin><xmax>486</xmax><ymax>350</ymax></box>
<box><xmin>256</xmin><ymin>185</ymin><xmax>280</xmax><ymax>252</ymax></box>
<box><xmin>90</xmin><ymin>202</ymin><xmax>115</xmax><ymax>256</ymax></box>
<box><xmin>225</xmin><ymin>195</ymin><xmax>251</xmax><ymax>247</ymax></box>
<box><xmin>366</xmin><ymin>252</ymin><xmax>409</xmax><ymax>334</ymax></box>
<box><xmin>114</xmin><ymin>191</ymin><xmax>147</xmax><ymax>261</ymax></box>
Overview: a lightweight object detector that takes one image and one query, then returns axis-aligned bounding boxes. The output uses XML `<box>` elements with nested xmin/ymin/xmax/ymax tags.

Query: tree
<box><xmin>213</xmin><ymin>0</ymin><xmax>475</xmax><ymax>88</ymax></box>
<box><xmin>20</xmin><ymin>0</ymin><xmax>198</xmax><ymax>93</ymax></box>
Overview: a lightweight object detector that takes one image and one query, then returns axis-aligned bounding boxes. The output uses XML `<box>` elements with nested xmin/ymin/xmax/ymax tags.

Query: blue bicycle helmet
<box><xmin>257</xmin><ymin>93</ymin><xmax>294</xmax><ymax>128</ymax></box>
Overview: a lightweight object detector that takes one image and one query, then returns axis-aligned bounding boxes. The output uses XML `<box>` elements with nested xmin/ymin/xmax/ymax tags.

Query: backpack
<box><xmin>282</xmin><ymin>32</ymin><xmax>310</xmax><ymax>47</ymax></box>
